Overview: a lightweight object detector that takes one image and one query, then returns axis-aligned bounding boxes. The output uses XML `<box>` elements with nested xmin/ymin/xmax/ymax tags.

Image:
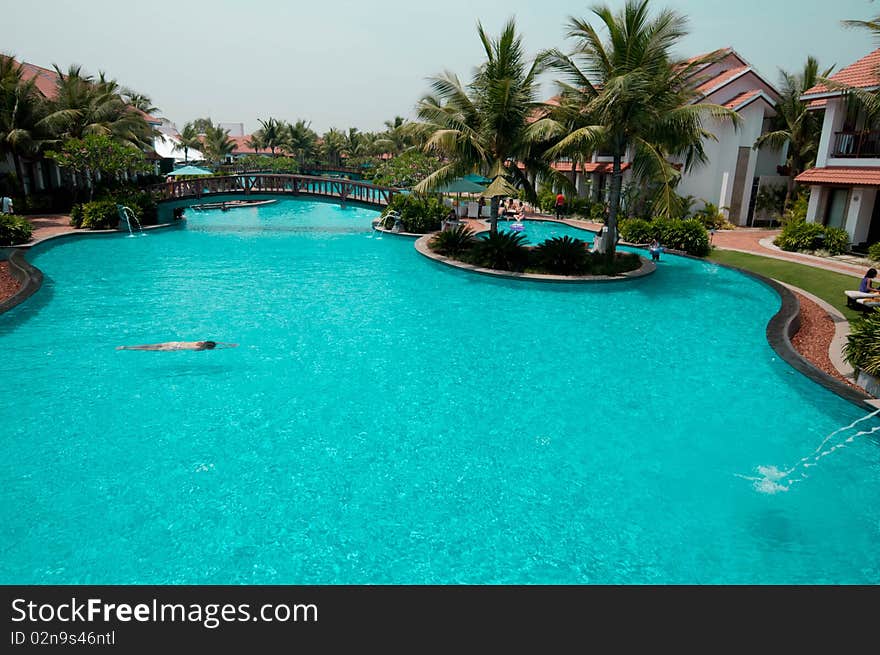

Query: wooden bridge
<box><xmin>151</xmin><ymin>174</ymin><xmax>398</xmax><ymax>208</ymax></box>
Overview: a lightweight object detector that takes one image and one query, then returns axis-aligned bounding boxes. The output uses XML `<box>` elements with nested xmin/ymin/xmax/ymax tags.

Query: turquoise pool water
<box><xmin>2</xmin><ymin>198</ymin><xmax>879</xmax><ymax>584</ymax></box>
<box><xmin>494</xmin><ymin>219</ymin><xmax>594</xmax><ymax>244</ymax></box>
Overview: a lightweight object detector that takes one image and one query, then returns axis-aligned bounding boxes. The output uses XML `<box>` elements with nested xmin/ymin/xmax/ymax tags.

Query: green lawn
<box><xmin>708</xmin><ymin>249</ymin><xmax>862</xmax><ymax>321</ymax></box>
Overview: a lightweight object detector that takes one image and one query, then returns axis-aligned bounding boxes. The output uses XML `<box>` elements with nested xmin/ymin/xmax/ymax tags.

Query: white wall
<box><xmin>844</xmin><ymin>187</ymin><xmax>876</xmax><ymax>243</ymax></box>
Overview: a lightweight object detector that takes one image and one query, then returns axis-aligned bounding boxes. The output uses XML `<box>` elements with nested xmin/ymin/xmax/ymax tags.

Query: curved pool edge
<box><xmin>0</xmin><ymin>222</ymin><xmax>182</xmax><ymax>316</ymax></box>
<box><xmin>414</xmin><ymin>234</ymin><xmax>656</xmax><ymax>283</ymax></box>
<box><xmin>706</xmin><ymin>259</ymin><xmax>874</xmax><ymax>410</ymax></box>
<box><xmin>0</xmin><ymin>249</ymin><xmax>43</xmax><ymax>315</ymax></box>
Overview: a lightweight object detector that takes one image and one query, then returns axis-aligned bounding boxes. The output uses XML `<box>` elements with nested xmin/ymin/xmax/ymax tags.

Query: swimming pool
<box><xmin>2</xmin><ymin>198</ymin><xmax>878</xmax><ymax>584</ymax></box>
<box><xmin>493</xmin><ymin>219</ymin><xmax>594</xmax><ymax>244</ymax></box>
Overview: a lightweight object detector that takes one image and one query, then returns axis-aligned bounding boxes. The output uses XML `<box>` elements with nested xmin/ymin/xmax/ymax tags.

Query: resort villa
<box><xmin>551</xmin><ymin>48</ymin><xmax>788</xmax><ymax>226</ymax></box>
<box><xmin>798</xmin><ymin>49</ymin><xmax>880</xmax><ymax>248</ymax></box>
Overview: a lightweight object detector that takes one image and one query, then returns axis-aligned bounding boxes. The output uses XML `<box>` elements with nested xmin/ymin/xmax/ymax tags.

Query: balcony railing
<box><xmin>833</xmin><ymin>130</ymin><xmax>880</xmax><ymax>158</ymax></box>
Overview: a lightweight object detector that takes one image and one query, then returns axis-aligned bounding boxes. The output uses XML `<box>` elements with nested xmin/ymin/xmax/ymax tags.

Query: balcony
<box><xmin>832</xmin><ymin>130</ymin><xmax>880</xmax><ymax>158</ymax></box>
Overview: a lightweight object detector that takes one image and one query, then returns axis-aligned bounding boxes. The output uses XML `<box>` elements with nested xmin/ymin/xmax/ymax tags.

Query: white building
<box><xmin>797</xmin><ymin>49</ymin><xmax>880</xmax><ymax>248</ymax></box>
<box><xmin>549</xmin><ymin>49</ymin><xmax>786</xmax><ymax>225</ymax></box>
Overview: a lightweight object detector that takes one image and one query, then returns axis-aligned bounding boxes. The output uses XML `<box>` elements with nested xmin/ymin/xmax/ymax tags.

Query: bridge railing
<box><xmin>149</xmin><ymin>174</ymin><xmax>398</xmax><ymax>207</ymax></box>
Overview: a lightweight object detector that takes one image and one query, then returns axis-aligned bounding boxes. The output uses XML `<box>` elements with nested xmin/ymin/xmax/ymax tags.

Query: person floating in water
<box><xmin>116</xmin><ymin>340</ymin><xmax>237</xmax><ymax>351</ymax></box>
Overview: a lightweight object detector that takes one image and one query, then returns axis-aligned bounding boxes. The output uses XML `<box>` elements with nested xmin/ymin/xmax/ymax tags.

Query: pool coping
<box><xmin>0</xmin><ymin>222</ymin><xmax>181</xmax><ymax>316</ymax></box>
<box><xmin>414</xmin><ymin>233</ymin><xmax>656</xmax><ymax>283</ymax></box>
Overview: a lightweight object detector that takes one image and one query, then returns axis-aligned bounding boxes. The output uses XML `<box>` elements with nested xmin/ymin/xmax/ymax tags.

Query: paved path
<box><xmin>711</xmin><ymin>228</ymin><xmax>867</xmax><ymax>278</ymax></box>
<box><xmin>24</xmin><ymin>214</ymin><xmax>75</xmax><ymax>245</ymax></box>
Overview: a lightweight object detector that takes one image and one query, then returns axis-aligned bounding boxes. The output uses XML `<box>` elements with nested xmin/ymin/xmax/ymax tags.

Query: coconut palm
<box><xmin>285</xmin><ymin>119</ymin><xmax>319</xmax><ymax>167</ymax></box>
<box><xmin>201</xmin><ymin>123</ymin><xmax>234</xmax><ymax>164</ymax></box>
<box><xmin>44</xmin><ymin>65</ymin><xmax>155</xmax><ymax>150</ymax></box>
<box><xmin>412</xmin><ymin>19</ymin><xmax>566</xmax><ymax>234</ymax></box>
<box><xmin>122</xmin><ymin>89</ymin><xmax>160</xmax><ymax>115</ymax></box>
<box><xmin>753</xmin><ymin>57</ymin><xmax>832</xmax><ymax>209</ymax></box>
<box><xmin>246</xmin><ymin>130</ymin><xmax>265</xmax><ymax>157</ymax></box>
<box><xmin>179</xmin><ymin>122</ymin><xmax>202</xmax><ymax>163</ymax></box>
<box><xmin>257</xmin><ymin>117</ymin><xmax>284</xmax><ymax>157</ymax></box>
<box><xmin>321</xmin><ymin>128</ymin><xmax>347</xmax><ymax>167</ymax></box>
<box><xmin>534</xmin><ymin>0</ymin><xmax>740</xmax><ymax>257</ymax></box>
<box><xmin>0</xmin><ymin>55</ymin><xmax>53</xmax><ymax>194</ymax></box>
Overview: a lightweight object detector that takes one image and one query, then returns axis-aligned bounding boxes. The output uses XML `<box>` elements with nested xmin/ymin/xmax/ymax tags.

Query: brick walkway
<box><xmin>711</xmin><ymin>228</ymin><xmax>867</xmax><ymax>278</ymax></box>
<box><xmin>23</xmin><ymin>214</ymin><xmax>75</xmax><ymax>244</ymax></box>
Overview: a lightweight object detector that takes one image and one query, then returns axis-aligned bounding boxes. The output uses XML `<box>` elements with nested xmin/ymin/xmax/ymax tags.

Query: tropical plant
<box><xmin>178</xmin><ymin>122</ymin><xmax>202</xmax><ymax>163</ymax></box>
<box><xmin>774</xmin><ymin>220</ymin><xmax>826</xmax><ymax>252</ymax></box>
<box><xmin>469</xmin><ymin>230</ymin><xmax>530</xmax><ymax>270</ymax></box>
<box><xmin>869</xmin><ymin>242</ymin><xmax>880</xmax><ymax>262</ymax></box>
<box><xmin>843</xmin><ymin>311</ymin><xmax>880</xmax><ymax>376</ymax></box>
<box><xmin>533</xmin><ymin>236</ymin><xmax>589</xmax><ymax>274</ymax></box>
<box><xmin>121</xmin><ymin>89</ymin><xmax>159</xmax><ymax>115</ymax></box>
<box><xmin>618</xmin><ymin>218</ymin><xmax>654</xmax><ymax>244</ymax></box>
<box><xmin>369</xmin><ymin>151</ymin><xmax>443</xmax><ymax>187</ymax></box>
<box><xmin>382</xmin><ymin>194</ymin><xmax>445</xmax><ymax>233</ymax></box>
<box><xmin>285</xmin><ymin>120</ymin><xmax>319</xmax><ymax>167</ymax></box>
<box><xmin>78</xmin><ymin>199</ymin><xmax>119</xmax><ymax>229</ymax></box>
<box><xmin>0</xmin><ymin>55</ymin><xmax>54</xmax><ymax>195</ymax></box>
<box><xmin>534</xmin><ymin>0</ymin><xmax>740</xmax><ymax>258</ymax></box>
<box><xmin>201</xmin><ymin>123</ymin><xmax>235</xmax><ymax>164</ymax></box>
<box><xmin>257</xmin><ymin>117</ymin><xmax>285</xmax><ymax>157</ymax></box>
<box><xmin>0</xmin><ymin>213</ymin><xmax>33</xmax><ymax>245</ymax></box>
<box><xmin>44</xmin><ymin>65</ymin><xmax>155</xmax><ymax>150</ymax></box>
<box><xmin>321</xmin><ymin>128</ymin><xmax>347</xmax><ymax>167</ymax></box>
<box><xmin>619</xmin><ymin>216</ymin><xmax>710</xmax><ymax>255</ymax></box>
<box><xmin>693</xmin><ymin>201</ymin><xmax>732</xmax><ymax>229</ymax></box>
<box><xmin>45</xmin><ymin>134</ymin><xmax>150</xmax><ymax>200</ymax></box>
<box><xmin>430</xmin><ymin>225</ymin><xmax>477</xmax><ymax>256</ymax></box>
<box><xmin>245</xmin><ymin>130</ymin><xmax>265</xmax><ymax>156</ymax></box>
<box><xmin>752</xmin><ymin>57</ymin><xmax>832</xmax><ymax>209</ymax></box>
<box><xmin>411</xmin><ymin>19</ymin><xmax>567</xmax><ymax>234</ymax></box>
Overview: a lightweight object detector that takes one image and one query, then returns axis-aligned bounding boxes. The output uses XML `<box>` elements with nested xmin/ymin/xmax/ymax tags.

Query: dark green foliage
<box><xmin>381</xmin><ymin>194</ymin><xmax>445</xmax><ymax>233</ymax></box>
<box><xmin>844</xmin><ymin>311</ymin><xmax>880</xmax><ymax>376</ymax></box>
<box><xmin>79</xmin><ymin>200</ymin><xmax>119</xmax><ymax>229</ymax></box>
<box><xmin>69</xmin><ymin>203</ymin><xmax>83</xmax><ymax>227</ymax></box>
<box><xmin>109</xmin><ymin>189</ymin><xmax>157</xmax><ymax>225</ymax></box>
<box><xmin>583</xmin><ymin>251</ymin><xmax>641</xmax><ymax>276</ymax></box>
<box><xmin>469</xmin><ymin>231</ymin><xmax>530</xmax><ymax>271</ymax></box>
<box><xmin>0</xmin><ymin>214</ymin><xmax>33</xmax><ymax>245</ymax></box>
<box><xmin>869</xmin><ymin>242</ymin><xmax>880</xmax><ymax>263</ymax></box>
<box><xmin>430</xmin><ymin>225</ymin><xmax>476</xmax><ymax>256</ymax></box>
<box><xmin>619</xmin><ymin>217</ymin><xmax>710</xmax><ymax>256</ymax></box>
<box><xmin>532</xmin><ymin>236</ymin><xmax>589</xmax><ymax>274</ymax></box>
<box><xmin>823</xmin><ymin>227</ymin><xmax>850</xmax><ymax>255</ymax></box>
<box><xmin>775</xmin><ymin>220</ymin><xmax>829</xmax><ymax>252</ymax></box>
<box><xmin>367</xmin><ymin>151</ymin><xmax>443</xmax><ymax>188</ymax></box>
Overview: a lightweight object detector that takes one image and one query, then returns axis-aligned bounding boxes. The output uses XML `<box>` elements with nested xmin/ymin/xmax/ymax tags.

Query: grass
<box><xmin>708</xmin><ymin>249</ymin><xmax>862</xmax><ymax>321</ymax></box>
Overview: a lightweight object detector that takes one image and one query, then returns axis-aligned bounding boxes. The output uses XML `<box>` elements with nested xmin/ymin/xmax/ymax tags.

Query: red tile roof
<box><xmin>722</xmin><ymin>89</ymin><xmax>766</xmax><ymax>110</ymax></box>
<box><xmin>795</xmin><ymin>166</ymin><xmax>880</xmax><ymax>186</ymax></box>
<box><xmin>803</xmin><ymin>49</ymin><xmax>880</xmax><ymax>97</ymax></box>
<box><xmin>807</xmin><ymin>98</ymin><xmax>828</xmax><ymax>110</ymax></box>
<box><xmin>695</xmin><ymin>65</ymin><xmax>749</xmax><ymax>95</ymax></box>
<box><xmin>17</xmin><ymin>60</ymin><xmax>60</xmax><ymax>98</ymax></box>
<box><xmin>551</xmin><ymin>161</ymin><xmax>631</xmax><ymax>174</ymax></box>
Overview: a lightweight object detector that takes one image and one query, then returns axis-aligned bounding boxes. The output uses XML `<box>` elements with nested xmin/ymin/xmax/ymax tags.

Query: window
<box><xmin>825</xmin><ymin>188</ymin><xmax>849</xmax><ymax>229</ymax></box>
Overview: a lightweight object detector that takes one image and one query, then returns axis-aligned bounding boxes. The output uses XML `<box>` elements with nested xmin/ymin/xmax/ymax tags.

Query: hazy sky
<box><xmin>4</xmin><ymin>0</ymin><xmax>878</xmax><ymax>135</ymax></box>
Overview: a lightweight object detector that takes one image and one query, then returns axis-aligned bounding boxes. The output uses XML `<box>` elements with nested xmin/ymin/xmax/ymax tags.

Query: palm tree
<box><xmin>534</xmin><ymin>0</ymin><xmax>740</xmax><ymax>257</ymax></box>
<box><xmin>257</xmin><ymin>117</ymin><xmax>284</xmax><ymax>157</ymax></box>
<box><xmin>121</xmin><ymin>89</ymin><xmax>160</xmax><ymax>115</ymax></box>
<box><xmin>321</xmin><ymin>128</ymin><xmax>347</xmax><ymax>167</ymax></box>
<box><xmin>202</xmin><ymin>123</ymin><xmax>234</xmax><ymax>165</ymax></box>
<box><xmin>246</xmin><ymin>130</ymin><xmax>265</xmax><ymax>157</ymax></box>
<box><xmin>44</xmin><ymin>65</ymin><xmax>155</xmax><ymax>150</ymax></box>
<box><xmin>285</xmin><ymin>119</ymin><xmax>318</xmax><ymax>167</ymax></box>
<box><xmin>412</xmin><ymin>19</ymin><xmax>565</xmax><ymax>234</ymax></box>
<box><xmin>0</xmin><ymin>55</ymin><xmax>52</xmax><ymax>194</ymax></box>
<box><xmin>753</xmin><ymin>57</ymin><xmax>832</xmax><ymax>210</ymax></box>
<box><xmin>179</xmin><ymin>122</ymin><xmax>202</xmax><ymax>163</ymax></box>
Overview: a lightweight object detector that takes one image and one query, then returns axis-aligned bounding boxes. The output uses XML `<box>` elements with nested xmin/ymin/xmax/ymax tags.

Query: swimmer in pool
<box><xmin>116</xmin><ymin>340</ymin><xmax>237</xmax><ymax>351</ymax></box>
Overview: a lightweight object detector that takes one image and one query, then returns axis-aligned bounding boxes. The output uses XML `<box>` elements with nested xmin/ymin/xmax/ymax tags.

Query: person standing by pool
<box><xmin>555</xmin><ymin>192</ymin><xmax>565</xmax><ymax>219</ymax></box>
<box><xmin>116</xmin><ymin>341</ymin><xmax>237</xmax><ymax>351</ymax></box>
<box><xmin>649</xmin><ymin>239</ymin><xmax>663</xmax><ymax>262</ymax></box>
<box><xmin>859</xmin><ymin>268</ymin><xmax>880</xmax><ymax>294</ymax></box>
<box><xmin>0</xmin><ymin>194</ymin><xmax>13</xmax><ymax>214</ymax></box>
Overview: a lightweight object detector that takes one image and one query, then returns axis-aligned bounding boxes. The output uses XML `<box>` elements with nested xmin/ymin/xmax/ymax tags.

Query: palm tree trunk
<box><xmin>490</xmin><ymin>196</ymin><xmax>499</xmax><ymax>234</ymax></box>
<box><xmin>606</xmin><ymin>153</ymin><xmax>623</xmax><ymax>259</ymax></box>
<box><xmin>12</xmin><ymin>152</ymin><xmax>27</xmax><ymax>197</ymax></box>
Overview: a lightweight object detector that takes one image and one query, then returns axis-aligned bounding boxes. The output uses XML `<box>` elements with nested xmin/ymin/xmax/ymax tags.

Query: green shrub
<box><xmin>619</xmin><ymin>217</ymin><xmax>709</xmax><ymax>256</ymax></box>
<box><xmin>80</xmin><ymin>200</ymin><xmax>119</xmax><ymax>229</ymax></box>
<box><xmin>781</xmin><ymin>194</ymin><xmax>809</xmax><ymax>225</ymax></box>
<box><xmin>537</xmin><ymin>187</ymin><xmax>558</xmax><ymax>212</ymax></box>
<box><xmin>775</xmin><ymin>220</ymin><xmax>826</xmax><ymax>252</ymax></box>
<box><xmin>844</xmin><ymin>311</ymin><xmax>880</xmax><ymax>376</ymax></box>
<box><xmin>69</xmin><ymin>203</ymin><xmax>84</xmax><ymax>228</ymax></box>
<box><xmin>469</xmin><ymin>231</ymin><xmax>530</xmax><ymax>271</ymax></box>
<box><xmin>0</xmin><ymin>214</ymin><xmax>33</xmax><ymax>246</ymax></box>
<box><xmin>108</xmin><ymin>189</ymin><xmax>157</xmax><ymax>225</ymax></box>
<box><xmin>619</xmin><ymin>218</ymin><xmax>654</xmax><ymax>244</ymax></box>
<box><xmin>823</xmin><ymin>226</ymin><xmax>850</xmax><ymax>255</ymax></box>
<box><xmin>381</xmin><ymin>194</ymin><xmax>445</xmax><ymax>233</ymax></box>
<box><xmin>566</xmin><ymin>196</ymin><xmax>592</xmax><ymax>217</ymax></box>
<box><xmin>585</xmin><ymin>251</ymin><xmax>641</xmax><ymax>275</ymax></box>
<box><xmin>430</xmin><ymin>225</ymin><xmax>476</xmax><ymax>256</ymax></box>
<box><xmin>693</xmin><ymin>202</ymin><xmax>730</xmax><ymax>230</ymax></box>
<box><xmin>868</xmin><ymin>242</ymin><xmax>880</xmax><ymax>262</ymax></box>
<box><xmin>589</xmin><ymin>204</ymin><xmax>606</xmax><ymax>222</ymax></box>
<box><xmin>532</xmin><ymin>236</ymin><xmax>589</xmax><ymax>274</ymax></box>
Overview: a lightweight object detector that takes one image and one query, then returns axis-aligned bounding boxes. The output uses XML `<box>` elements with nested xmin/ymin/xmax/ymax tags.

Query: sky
<box><xmin>4</xmin><ymin>0</ymin><xmax>879</xmax><ymax>135</ymax></box>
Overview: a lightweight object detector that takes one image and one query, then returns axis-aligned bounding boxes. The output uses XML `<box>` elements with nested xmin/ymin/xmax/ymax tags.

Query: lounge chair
<box><xmin>845</xmin><ymin>290</ymin><xmax>879</xmax><ymax>309</ymax></box>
